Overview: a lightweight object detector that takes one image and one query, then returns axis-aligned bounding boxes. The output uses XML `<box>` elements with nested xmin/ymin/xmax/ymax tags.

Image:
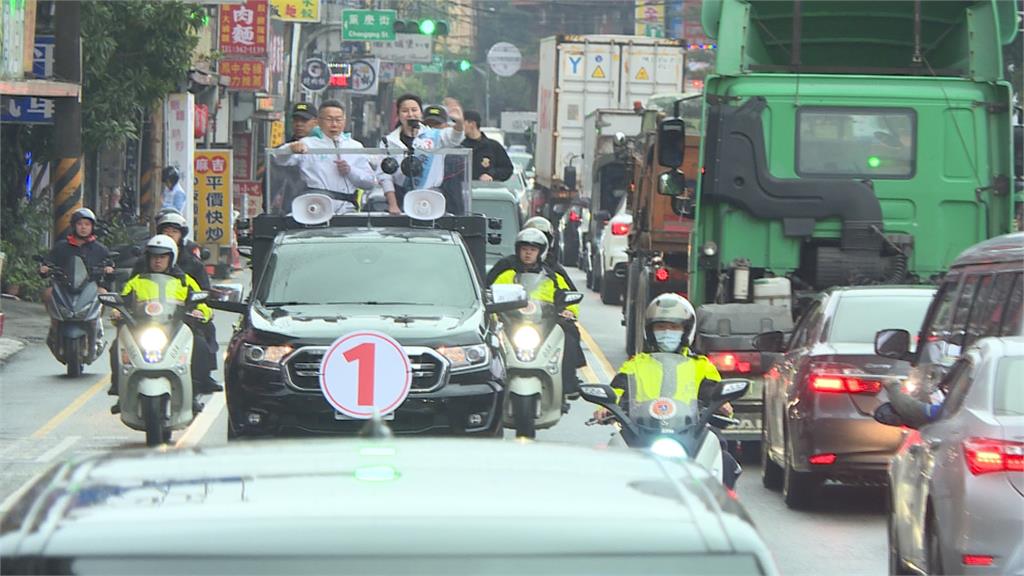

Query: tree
<box><xmin>81</xmin><ymin>2</ymin><xmax>205</xmax><ymax>154</ymax></box>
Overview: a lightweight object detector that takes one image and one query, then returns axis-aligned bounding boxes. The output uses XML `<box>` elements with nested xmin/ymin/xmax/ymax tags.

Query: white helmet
<box><xmin>145</xmin><ymin>234</ymin><xmax>178</xmax><ymax>268</ymax></box>
<box><xmin>70</xmin><ymin>207</ymin><xmax>96</xmax><ymax>225</ymax></box>
<box><xmin>515</xmin><ymin>227</ymin><xmax>549</xmax><ymax>262</ymax></box>
<box><xmin>644</xmin><ymin>293</ymin><xmax>697</xmax><ymax>352</ymax></box>
<box><xmin>523</xmin><ymin>216</ymin><xmax>553</xmax><ymax>241</ymax></box>
<box><xmin>155</xmin><ymin>210</ymin><xmax>190</xmax><ymax>237</ymax></box>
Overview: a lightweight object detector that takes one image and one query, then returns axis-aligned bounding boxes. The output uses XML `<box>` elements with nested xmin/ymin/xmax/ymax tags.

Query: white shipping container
<box><xmin>535</xmin><ymin>35</ymin><xmax>684</xmax><ymax>191</ymax></box>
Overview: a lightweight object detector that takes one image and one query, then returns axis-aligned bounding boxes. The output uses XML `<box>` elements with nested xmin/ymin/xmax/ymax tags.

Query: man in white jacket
<box><xmin>380</xmin><ymin>94</ymin><xmax>465</xmax><ymax>209</ymax></box>
<box><xmin>275</xmin><ymin>99</ymin><xmax>377</xmax><ymax>215</ymax></box>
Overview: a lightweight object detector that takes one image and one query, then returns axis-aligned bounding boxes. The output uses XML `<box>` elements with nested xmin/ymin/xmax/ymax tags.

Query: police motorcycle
<box><xmin>36</xmin><ymin>254</ymin><xmax>112</xmax><ymax>377</ymax></box>
<box><xmin>498</xmin><ymin>272</ymin><xmax>584</xmax><ymax>438</ymax></box>
<box><xmin>579</xmin><ymin>378</ymin><xmax>750</xmax><ymax>486</ymax></box>
<box><xmin>98</xmin><ymin>276</ymin><xmax>208</xmax><ymax>446</ymax></box>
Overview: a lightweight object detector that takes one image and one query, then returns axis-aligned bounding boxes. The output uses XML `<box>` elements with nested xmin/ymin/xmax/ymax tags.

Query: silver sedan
<box><xmin>888</xmin><ymin>336</ymin><xmax>1024</xmax><ymax>575</ymax></box>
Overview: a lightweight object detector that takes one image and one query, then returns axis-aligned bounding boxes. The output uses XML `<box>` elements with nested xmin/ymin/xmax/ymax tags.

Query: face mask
<box><xmin>654</xmin><ymin>330</ymin><xmax>683</xmax><ymax>352</ymax></box>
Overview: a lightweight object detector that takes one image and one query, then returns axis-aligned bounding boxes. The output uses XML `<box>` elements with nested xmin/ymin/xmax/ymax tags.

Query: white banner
<box><xmin>164</xmin><ymin>93</ymin><xmax>196</xmax><ymax>241</ymax></box>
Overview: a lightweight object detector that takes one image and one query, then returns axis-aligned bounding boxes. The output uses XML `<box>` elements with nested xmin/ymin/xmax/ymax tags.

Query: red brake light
<box><xmin>809</xmin><ymin>453</ymin><xmax>837</xmax><ymax>465</ymax></box>
<box><xmin>708</xmin><ymin>352</ymin><xmax>758</xmax><ymax>374</ymax></box>
<box><xmin>611</xmin><ymin>222</ymin><xmax>630</xmax><ymax>236</ymax></box>
<box><xmin>807</xmin><ymin>363</ymin><xmax>882</xmax><ymax>395</ymax></box>
<box><xmin>654</xmin><ymin>268</ymin><xmax>670</xmax><ymax>282</ymax></box>
<box><xmin>962</xmin><ymin>555</ymin><xmax>995</xmax><ymax>567</ymax></box>
<box><xmin>963</xmin><ymin>437</ymin><xmax>1024</xmax><ymax>475</ymax></box>
<box><xmin>569</xmin><ymin>210</ymin><xmax>581</xmax><ymax>222</ymax></box>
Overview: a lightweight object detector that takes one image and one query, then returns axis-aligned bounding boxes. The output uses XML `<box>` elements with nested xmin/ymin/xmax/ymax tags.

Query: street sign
<box><xmin>342</xmin><ymin>9</ymin><xmax>397</xmax><ymax>41</ymax></box>
<box><xmin>370</xmin><ymin>33</ymin><xmax>432</xmax><ymax>63</ymax></box>
<box><xmin>413</xmin><ymin>55</ymin><xmax>443</xmax><ymax>74</ymax></box>
<box><xmin>1</xmin><ymin>96</ymin><xmax>54</xmax><ymax>124</ymax></box>
<box><xmin>194</xmin><ymin>149</ymin><xmax>233</xmax><ymax>247</ymax></box>
<box><xmin>487</xmin><ymin>42</ymin><xmax>522</xmax><ymax>77</ymax></box>
<box><xmin>219</xmin><ymin>1</ymin><xmax>269</xmax><ymax>56</ymax></box>
<box><xmin>300</xmin><ymin>57</ymin><xmax>329</xmax><ymax>92</ymax></box>
<box><xmin>319</xmin><ymin>331</ymin><xmax>411</xmax><ymax>419</ymax></box>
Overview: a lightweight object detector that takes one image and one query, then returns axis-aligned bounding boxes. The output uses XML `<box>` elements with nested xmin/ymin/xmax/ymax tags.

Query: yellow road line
<box><xmin>580</xmin><ymin>364</ymin><xmax>599</xmax><ymax>384</ymax></box>
<box><xmin>174</xmin><ymin>392</ymin><xmax>225</xmax><ymax>449</ymax></box>
<box><xmin>31</xmin><ymin>375</ymin><xmax>110</xmax><ymax>439</ymax></box>
<box><xmin>578</xmin><ymin>323</ymin><xmax>617</xmax><ymax>382</ymax></box>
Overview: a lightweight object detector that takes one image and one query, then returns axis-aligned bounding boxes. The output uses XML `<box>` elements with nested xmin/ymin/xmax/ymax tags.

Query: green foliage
<box><xmin>81</xmin><ymin>1</ymin><xmax>204</xmax><ymax>154</ymax></box>
<box><xmin>0</xmin><ymin>200</ymin><xmax>51</xmax><ymax>301</ymax></box>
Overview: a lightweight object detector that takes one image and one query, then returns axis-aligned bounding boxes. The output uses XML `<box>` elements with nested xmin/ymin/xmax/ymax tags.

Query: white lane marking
<box><xmin>34</xmin><ymin>435</ymin><xmax>80</xmax><ymax>463</ymax></box>
<box><xmin>174</xmin><ymin>392</ymin><xmax>225</xmax><ymax>448</ymax></box>
<box><xmin>0</xmin><ymin>467</ymin><xmax>48</xmax><ymax>515</ymax></box>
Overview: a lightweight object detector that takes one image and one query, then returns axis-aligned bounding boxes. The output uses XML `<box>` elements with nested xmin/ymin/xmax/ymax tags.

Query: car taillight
<box><xmin>806</xmin><ymin>363</ymin><xmax>882</xmax><ymax>394</ymax></box>
<box><xmin>611</xmin><ymin>222</ymin><xmax>630</xmax><ymax>236</ymax></box>
<box><xmin>569</xmin><ymin>209</ymin><xmax>581</xmax><ymax>222</ymax></box>
<box><xmin>654</xmin><ymin>267</ymin><xmax>670</xmax><ymax>282</ymax></box>
<box><xmin>962</xmin><ymin>555</ymin><xmax>995</xmax><ymax>567</ymax></box>
<box><xmin>708</xmin><ymin>352</ymin><xmax>761</xmax><ymax>374</ymax></box>
<box><xmin>963</xmin><ymin>437</ymin><xmax>1024</xmax><ymax>475</ymax></box>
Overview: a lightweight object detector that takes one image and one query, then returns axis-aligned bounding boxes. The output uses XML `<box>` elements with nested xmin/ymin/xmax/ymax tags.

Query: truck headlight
<box><xmin>437</xmin><ymin>344</ymin><xmax>489</xmax><ymax>372</ymax></box>
<box><xmin>512</xmin><ymin>325</ymin><xmax>541</xmax><ymax>362</ymax></box>
<box><xmin>138</xmin><ymin>327</ymin><xmax>168</xmax><ymax>363</ymax></box>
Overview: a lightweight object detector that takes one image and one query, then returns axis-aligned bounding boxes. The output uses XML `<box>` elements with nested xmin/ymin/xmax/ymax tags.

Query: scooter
<box><xmin>37</xmin><ymin>255</ymin><xmax>111</xmax><ymax>377</ymax></box>
<box><xmin>98</xmin><ymin>276</ymin><xmax>207</xmax><ymax>446</ymax></box>
<box><xmin>579</xmin><ymin>377</ymin><xmax>751</xmax><ymax>487</ymax></box>
<box><xmin>498</xmin><ymin>272</ymin><xmax>583</xmax><ymax>438</ymax></box>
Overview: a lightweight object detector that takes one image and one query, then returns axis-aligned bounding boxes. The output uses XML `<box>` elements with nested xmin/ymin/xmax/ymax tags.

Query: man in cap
<box><xmin>422</xmin><ymin>104</ymin><xmax>449</xmax><ymax>129</ymax></box>
<box><xmin>271</xmin><ymin>102</ymin><xmax>322</xmax><ymax>213</ymax></box>
<box><xmin>288</xmin><ymin>102</ymin><xmax>322</xmax><ymax>143</ymax></box>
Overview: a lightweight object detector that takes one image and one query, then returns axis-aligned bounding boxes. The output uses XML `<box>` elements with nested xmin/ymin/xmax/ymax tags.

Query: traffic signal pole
<box><xmin>51</xmin><ymin>1</ymin><xmax>82</xmax><ymax>239</ymax></box>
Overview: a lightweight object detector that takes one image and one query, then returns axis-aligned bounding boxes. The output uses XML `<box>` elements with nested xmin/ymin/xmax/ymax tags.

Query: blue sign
<box><xmin>1</xmin><ymin>96</ymin><xmax>55</xmax><ymax>124</ymax></box>
<box><xmin>33</xmin><ymin>35</ymin><xmax>55</xmax><ymax>78</ymax></box>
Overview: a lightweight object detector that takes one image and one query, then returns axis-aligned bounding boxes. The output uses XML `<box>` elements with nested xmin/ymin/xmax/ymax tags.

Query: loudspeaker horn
<box><xmin>402</xmin><ymin>189</ymin><xmax>447</xmax><ymax>221</ymax></box>
<box><xmin>291</xmin><ymin>193</ymin><xmax>334</xmax><ymax>225</ymax></box>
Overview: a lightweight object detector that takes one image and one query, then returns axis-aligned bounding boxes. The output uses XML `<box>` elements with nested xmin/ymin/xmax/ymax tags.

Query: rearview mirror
<box><xmin>657</xmin><ymin>117</ymin><xmax>686</xmax><ymax>168</ymax></box>
<box><xmin>562</xmin><ymin>165</ymin><xmax>577</xmax><ymax>191</ymax></box>
<box><xmin>714</xmin><ymin>378</ymin><xmax>751</xmax><ymax>402</ymax></box>
<box><xmin>875</xmin><ymin>328</ymin><xmax>911</xmax><ymax>359</ymax></box>
<box><xmin>753</xmin><ymin>330</ymin><xmax>786</xmax><ymax>353</ymax></box>
<box><xmin>873</xmin><ymin>402</ymin><xmax>915</xmax><ymax>429</ymax></box>
<box><xmin>658</xmin><ymin>171</ymin><xmax>686</xmax><ymax>197</ymax></box>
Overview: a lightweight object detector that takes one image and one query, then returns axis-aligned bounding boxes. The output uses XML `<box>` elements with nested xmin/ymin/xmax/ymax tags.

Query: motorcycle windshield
<box><xmin>628</xmin><ymin>397</ymin><xmax>700</xmax><ymax>436</ymax></box>
<box><xmin>70</xmin><ymin>256</ymin><xmax>89</xmax><ymax>291</ymax></box>
<box><xmin>505</xmin><ymin>272</ymin><xmax>556</xmax><ymax>322</ymax></box>
<box><xmin>130</xmin><ymin>274</ymin><xmax>186</xmax><ymax>323</ymax></box>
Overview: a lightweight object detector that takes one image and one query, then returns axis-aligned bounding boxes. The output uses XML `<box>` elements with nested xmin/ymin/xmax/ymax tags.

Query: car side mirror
<box><xmin>562</xmin><ymin>165</ymin><xmax>577</xmax><ymax>190</ymax></box>
<box><xmin>873</xmin><ymin>402</ymin><xmax>916</xmax><ymax>429</ymax></box>
<box><xmin>753</xmin><ymin>330</ymin><xmax>786</xmax><ymax>353</ymax></box>
<box><xmin>658</xmin><ymin>171</ymin><xmax>686</xmax><ymax>197</ymax></box>
<box><xmin>875</xmin><ymin>328</ymin><xmax>911</xmax><ymax>359</ymax></box>
<box><xmin>657</xmin><ymin>117</ymin><xmax>686</xmax><ymax>168</ymax></box>
<box><xmin>714</xmin><ymin>378</ymin><xmax>751</xmax><ymax>402</ymax></box>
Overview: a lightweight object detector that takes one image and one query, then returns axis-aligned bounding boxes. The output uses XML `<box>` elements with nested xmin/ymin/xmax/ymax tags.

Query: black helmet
<box><xmin>162</xmin><ymin>166</ymin><xmax>180</xmax><ymax>185</ymax></box>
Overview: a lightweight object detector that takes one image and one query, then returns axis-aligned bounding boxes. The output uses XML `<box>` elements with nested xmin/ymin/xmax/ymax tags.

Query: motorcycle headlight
<box><xmin>243</xmin><ymin>343</ymin><xmax>294</xmax><ymax>368</ymax></box>
<box><xmin>512</xmin><ymin>325</ymin><xmax>541</xmax><ymax>362</ymax></box>
<box><xmin>437</xmin><ymin>344</ymin><xmax>489</xmax><ymax>372</ymax></box>
<box><xmin>649</xmin><ymin>437</ymin><xmax>687</xmax><ymax>460</ymax></box>
<box><xmin>138</xmin><ymin>327</ymin><xmax>168</xmax><ymax>363</ymax></box>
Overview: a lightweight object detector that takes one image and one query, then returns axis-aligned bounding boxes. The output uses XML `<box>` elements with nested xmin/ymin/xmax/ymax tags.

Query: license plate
<box><xmin>334</xmin><ymin>411</ymin><xmax>395</xmax><ymax>421</ymax></box>
<box><xmin>732</xmin><ymin>416</ymin><xmax>762</xmax><ymax>431</ymax></box>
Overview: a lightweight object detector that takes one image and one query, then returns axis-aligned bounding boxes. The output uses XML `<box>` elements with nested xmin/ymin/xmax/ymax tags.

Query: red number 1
<box><xmin>343</xmin><ymin>342</ymin><xmax>376</xmax><ymax>406</ymax></box>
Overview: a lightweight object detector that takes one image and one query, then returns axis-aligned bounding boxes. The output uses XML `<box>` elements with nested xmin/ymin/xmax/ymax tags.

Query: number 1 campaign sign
<box><xmin>319</xmin><ymin>331</ymin><xmax>411</xmax><ymax>419</ymax></box>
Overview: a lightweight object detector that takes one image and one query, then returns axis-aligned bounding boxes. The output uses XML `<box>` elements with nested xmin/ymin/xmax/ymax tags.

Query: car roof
<box><xmin>471</xmin><ymin>186</ymin><xmax>518</xmax><ymax>202</ymax></box>
<box><xmin>5</xmin><ymin>439</ymin><xmax>767</xmax><ymax>559</ymax></box>
<box><xmin>951</xmin><ymin>232</ymin><xmax>1024</xmax><ymax>267</ymax></box>
<box><xmin>277</xmin><ymin>226</ymin><xmax>459</xmax><ymax>245</ymax></box>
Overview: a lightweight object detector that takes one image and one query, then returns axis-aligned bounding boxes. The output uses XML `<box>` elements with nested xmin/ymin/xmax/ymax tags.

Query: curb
<box><xmin>0</xmin><ymin>337</ymin><xmax>27</xmax><ymax>365</ymax></box>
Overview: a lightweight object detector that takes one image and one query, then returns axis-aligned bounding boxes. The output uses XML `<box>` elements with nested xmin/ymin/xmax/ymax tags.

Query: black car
<box><xmin>755</xmin><ymin>286</ymin><xmax>935</xmax><ymax>509</ymax></box>
<box><xmin>213</xmin><ymin>214</ymin><xmax>513</xmax><ymax>438</ymax></box>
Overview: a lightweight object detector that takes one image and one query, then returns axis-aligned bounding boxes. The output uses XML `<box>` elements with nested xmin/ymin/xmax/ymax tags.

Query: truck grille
<box><xmin>285</xmin><ymin>346</ymin><xmax>448</xmax><ymax>393</ymax></box>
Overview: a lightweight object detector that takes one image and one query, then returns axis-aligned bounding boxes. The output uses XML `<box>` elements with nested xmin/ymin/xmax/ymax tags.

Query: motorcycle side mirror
<box><xmin>873</xmin><ymin>402</ymin><xmax>915</xmax><ymax>429</ymax></box>
<box><xmin>486</xmin><ymin>284</ymin><xmax>529</xmax><ymax>313</ymax></box>
<box><xmin>556</xmin><ymin>291</ymin><xmax>584</xmax><ymax>307</ymax></box>
<box><xmin>188</xmin><ymin>291</ymin><xmax>209</xmax><ymax>303</ymax></box>
<box><xmin>98</xmin><ymin>293</ymin><xmax>124</xmax><ymax>306</ymax></box>
<box><xmin>578</xmin><ymin>384</ymin><xmax>618</xmax><ymax>406</ymax></box>
<box><xmin>238</xmin><ymin>245</ymin><xmax>253</xmax><ymax>258</ymax></box>
<box><xmin>714</xmin><ymin>378</ymin><xmax>751</xmax><ymax>402</ymax></box>
<box><xmin>875</xmin><ymin>328</ymin><xmax>912</xmax><ymax>360</ymax></box>
<box><xmin>753</xmin><ymin>330</ymin><xmax>786</xmax><ymax>353</ymax></box>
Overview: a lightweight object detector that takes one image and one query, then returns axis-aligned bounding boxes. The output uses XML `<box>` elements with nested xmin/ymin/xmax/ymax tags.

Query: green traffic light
<box><xmin>419</xmin><ymin>19</ymin><xmax>436</xmax><ymax>35</ymax></box>
<box><xmin>459</xmin><ymin>60</ymin><xmax>472</xmax><ymax>72</ymax></box>
<box><xmin>867</xmin><ymin>156</ymin><xmax>881</xmax><ymax>169</ymax></box>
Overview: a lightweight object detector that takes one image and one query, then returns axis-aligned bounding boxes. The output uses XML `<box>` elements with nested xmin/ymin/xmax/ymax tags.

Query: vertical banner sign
<box><xmin>194</xmin><ymin>150</ymin><xmax>233</xmax><ymax>247</ymax></box>
<box><xmin>221</xmin><ymin>59</ymin><xmax>267</xmax><ymax>91</ymax></box>
<box><xmin>634</xmin><ymin>0</ymin><xmax>665</xmax><ymax>38</ymax></box>
<box><xmin>269</xmin><ymin>0</ymin><xmax>319</xmax><ymax>22</ymax></box>
<box><xmin>220</xmin><ymin>1</ymin><xmax>269</xmax><ymax>56</ymax></box>
<box><xmin>233</xmin><ymin>133</ymin><xmax>253</xmax><ymax>181</ymax></box>
<box><xmin>269</xmin><ymin>119</ymin><xmax>285</xmax><ymax>148</ymax></box>
<box><xmin>164</xmin><ymin>93</ymin><xmax>196</xmax><ymax>240</ymax></box>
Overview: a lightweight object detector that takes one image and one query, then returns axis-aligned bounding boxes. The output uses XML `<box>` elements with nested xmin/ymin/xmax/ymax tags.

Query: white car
<box><xmin>596</xmin><ymin>195</ymin><xmax>631</xmax><ymax>305</ymax></box>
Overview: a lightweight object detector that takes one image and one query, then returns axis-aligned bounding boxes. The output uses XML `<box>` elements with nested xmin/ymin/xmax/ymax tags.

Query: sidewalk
<box><xmin>0</xmin><ymin>296</ymin><xmax>50</xmax><ymax>364</ymax></box>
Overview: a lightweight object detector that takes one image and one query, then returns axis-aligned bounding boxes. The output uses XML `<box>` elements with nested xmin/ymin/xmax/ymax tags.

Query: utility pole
<box><xmin>51</xmin><ymin>1</ymin><xmax>82</xmax><ymax>239</ymax></box>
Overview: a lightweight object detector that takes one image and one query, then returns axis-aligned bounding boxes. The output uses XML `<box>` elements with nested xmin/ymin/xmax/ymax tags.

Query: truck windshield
<box><xmin>257</xmin><ymin>240</ymin><xmax>478</xmax><ymax>308</ymax></box>
<box><xmin>797</xmin><ymin>108</ymin><xmax>915</xmax><ymax>178</ymax></box>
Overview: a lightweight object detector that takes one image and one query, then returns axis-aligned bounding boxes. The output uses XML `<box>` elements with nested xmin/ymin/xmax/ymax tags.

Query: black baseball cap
<box><xmin>291</xmin><ymin>102</ymin><xmax>316</xmax><ymax>120</ymax></box>
<box><xmin>423</xmin><ymin>104</ymin><xmax>448</xmax><ymax>124</ymax></box>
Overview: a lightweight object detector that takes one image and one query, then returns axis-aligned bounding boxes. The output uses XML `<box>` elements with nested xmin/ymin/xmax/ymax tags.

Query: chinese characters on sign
<box><xmin>220</xmin><ymin>1</ymin><xmax>269</xmax><ymax>56</ymax></box>
<box><xmin>633</xmin><ymin>0</ymin><xmax>665</xmax><ymax>38</ymax></box>
<box><xmin>269</xmin><ymin>0</ymin><xmax>319</xmax><ymax>22</ymax></box>
<box><xmin>194</xmin><ymin>150</ymin><xmax>234</xmax><ymax>247</ymax></box>
<box><xmin>222</xmin><ymin>59</ymin><xmax>267</xmax><ymax>91</ymax></box>
<box><xmin>342</xmin><ymin>9</ymin><xmax>396</xmax><ymax>41</ymax></box>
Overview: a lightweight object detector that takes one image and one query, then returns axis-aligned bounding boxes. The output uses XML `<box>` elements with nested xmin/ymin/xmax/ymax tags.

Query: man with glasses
<box><xmin>274</xmin><ymin>99</ymin><xmax>378</xmax><ymax>215</ymax></box>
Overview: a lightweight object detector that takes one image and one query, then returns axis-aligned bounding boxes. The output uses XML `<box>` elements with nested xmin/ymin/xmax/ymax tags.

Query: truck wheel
<box><xmin>561</xmin><ymin>234</ymin><xmax>579</xmax><ymax>268</ymax></box>
<box><xmin>511</xmin><ymin>393</ymin><xmax>537</xmax><ymax>439</ymax></box>
<box><xmin>600</xmin><ymin>276</ymin><xmax>621</xmax><ymax>305</ymax></box>
<box><xmin>143</xmin><ymin>395</ymin><xmax>167</xmax><ymax>447</ymax></box>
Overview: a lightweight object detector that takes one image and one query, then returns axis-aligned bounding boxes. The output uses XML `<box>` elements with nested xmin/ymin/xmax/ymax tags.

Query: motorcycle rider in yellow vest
<box><xmin>594</xmin><ymin>293</ymin><xmax>741</xmax><ymax>488</ymax></box>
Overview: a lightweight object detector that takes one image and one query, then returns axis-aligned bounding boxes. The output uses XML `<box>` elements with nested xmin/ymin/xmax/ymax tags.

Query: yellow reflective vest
<box><xmin>491</xmin><ymin>268</ymin><xmax>580</xmax><ymax>317</ymax></box>
<box><xmin>614</xmin><ymin>350</ymin><xmax>721</xmax><ymax>406</ymax></box>
<box><xmin>121</xmin><ymin>273</ymin><xmax>212</xmax><ymax>323</ymax></box>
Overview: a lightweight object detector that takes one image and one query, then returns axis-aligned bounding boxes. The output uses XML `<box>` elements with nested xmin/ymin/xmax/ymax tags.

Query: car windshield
<box><xmin>994</xmin><ymin>356</ymin><xmax>1024</xmax><ymax>415</ymax></box>
<box><xmin>509</xmin><ymin>153</ymin><xmax>532</xmax><ymax>172</ymax></box>
<box><xmin>257</xmin><ymin>239</ymin><xmax>478</xmax><ymax>308</ymax></box>
<box><xmin>473</xmin><ymin>198</ymin><xmax>519</xmax><ymax>259</ymax></box>
<box><xmin>828</xmin><ymin>293</ymin><xmax>933</xmax><ymax>343</ymax></box>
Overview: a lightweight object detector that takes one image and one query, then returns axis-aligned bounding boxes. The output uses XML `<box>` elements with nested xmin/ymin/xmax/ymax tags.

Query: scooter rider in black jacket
<box><xmin>38</xmin><ymin>208</ymin><xmax>114</xmax><ymax>327</ymax></box>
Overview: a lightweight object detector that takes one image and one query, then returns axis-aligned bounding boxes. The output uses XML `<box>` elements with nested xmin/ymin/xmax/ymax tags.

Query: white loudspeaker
<box><xmin>291</xmin><ymin>193</ymin><xmax>334</xmax><ymax>225</ymax></box>
<box><xmin>402</xmin><ymin>189</ymin><xmax>447</xmax><ymax>221</ymax></box>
